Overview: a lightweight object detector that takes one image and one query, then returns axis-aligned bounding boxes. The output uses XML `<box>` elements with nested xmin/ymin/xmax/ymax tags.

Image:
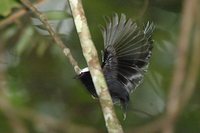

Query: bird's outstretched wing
<box><xmin>101</xmin><ymin>14</ymin><xmax>155</xmax><ymax>94</ymax></box>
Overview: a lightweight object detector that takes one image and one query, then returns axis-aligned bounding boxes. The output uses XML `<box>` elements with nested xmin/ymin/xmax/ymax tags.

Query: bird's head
<box><xmin>76</xmin><ymin>67</ymin><xmax>91</xmax><ymax>81</ymax></box>
<box><xmin>77</xmin><ymin>67</ymin><xmax>98</xmax><ymax>97</ymax></box>
<box><xmin>78</xmin><ymin>67</ymin><xmax>89</xmax><ymax>77</ymax></box>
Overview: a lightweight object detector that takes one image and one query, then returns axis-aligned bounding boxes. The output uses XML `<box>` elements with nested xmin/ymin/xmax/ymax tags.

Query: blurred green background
<box><xmin>0</xmin><ymin>0</ymin><xmax>200</xmax><ymax>133</ymax></box>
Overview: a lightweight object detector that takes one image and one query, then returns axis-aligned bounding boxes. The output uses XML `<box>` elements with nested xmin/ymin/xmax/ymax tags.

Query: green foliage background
<box><xmin>0</xmin><ymin>0</ymin><xmax>200</xmax><ymax>133</ymax></box>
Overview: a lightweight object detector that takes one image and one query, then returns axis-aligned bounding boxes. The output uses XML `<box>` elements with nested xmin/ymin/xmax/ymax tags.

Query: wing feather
<box><xmin>102</xmin><ymin>14</ymin><xmax>155</xmax><ymax>94</ymax></box>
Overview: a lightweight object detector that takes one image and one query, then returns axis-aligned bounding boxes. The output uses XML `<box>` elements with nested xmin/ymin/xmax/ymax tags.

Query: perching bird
<box><xmin>77</xmin><ymin>14</ymin><xmax>155</xmax><ymax>112</ymax></box>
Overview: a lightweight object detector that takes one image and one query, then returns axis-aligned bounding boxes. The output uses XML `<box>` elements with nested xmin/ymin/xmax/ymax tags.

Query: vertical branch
<box><xmin>20</xmin><ymin>0</ymin><xmax>81</xmax><ymax>74</ymax></box>
<box><xmin>180</xmin><ymin>4</ymin><xmax>200</xmax><ymax>107</ymax></box>
<box><xmin>68</xmin><ymin>0</ymin><xmax>123</xmax><ymax>133</ymax></box>
<box><xmin>163</xmin><ymin>0</ymin><xmax>198</xmax><ymax>132</ymax></box>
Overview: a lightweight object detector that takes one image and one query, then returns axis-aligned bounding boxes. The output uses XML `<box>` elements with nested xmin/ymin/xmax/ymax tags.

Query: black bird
<box><xmin>78</xmin><ymin>14</ymin><xmax>155</xmax><ymax>111</ymax></box>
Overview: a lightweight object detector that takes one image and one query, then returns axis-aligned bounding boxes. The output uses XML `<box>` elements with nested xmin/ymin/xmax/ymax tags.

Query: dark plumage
<box><xmin>78</xmin><ymin>14</ymin><xmax>155</xmax><ymax>111</ymax></box>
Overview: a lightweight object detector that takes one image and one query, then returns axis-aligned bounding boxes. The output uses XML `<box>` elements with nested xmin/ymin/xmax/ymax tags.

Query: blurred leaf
<box><xmin>44</xmin><ymin>11</ymin><xmax>71</xmax><ymax>20</ymax></box>
<box><xmin>0</xmin><ymin>0</ymin><xmax>20</xmax><ymax>16</ymax></box>
<box><xmin>15</xmin><ymin>26</ymin><xmax>34</xmax><ymax>55</ymax></box>
<box><xmin>2</xmin><ymin>25</ymin><xmax>18</xmax><ymax>41</ymax></box>
<box><xmin>36</xmin><ymin>40</ymin><xmax>49</xmax><ymax>57</ymax></box>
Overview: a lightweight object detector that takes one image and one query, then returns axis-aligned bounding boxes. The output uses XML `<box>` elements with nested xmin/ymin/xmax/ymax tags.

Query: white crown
<box><xmin>80</xmin><ymin>67</ymin><xmax>89</xmax><ymax>73</ymax></box>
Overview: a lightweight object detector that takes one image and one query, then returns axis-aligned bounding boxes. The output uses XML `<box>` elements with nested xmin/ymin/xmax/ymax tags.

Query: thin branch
<box><xmin>68</xmin><ymin>0</ymin><xmax>123</xmax><ymax>133</ymax></box>
<box><xmin>0</xmin><ymin>0</ymin><xmax>45</xmax><ymax>29</ymax></box>
<box><xmin>0</xmin><ymin>8</ymin><xmax>27</xmax><ymax>29</ymax></box>
<box><xmin>20</xmin><ymin>0</ymin><xmax>81</xmax><ymax>74</ymax></box>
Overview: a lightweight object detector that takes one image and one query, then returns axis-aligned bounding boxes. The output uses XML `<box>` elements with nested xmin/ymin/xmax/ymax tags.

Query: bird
<box><xmin>77</xmin><ymin>13</ymin><xmax>155</xmax><ymax>112</ymax></box>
